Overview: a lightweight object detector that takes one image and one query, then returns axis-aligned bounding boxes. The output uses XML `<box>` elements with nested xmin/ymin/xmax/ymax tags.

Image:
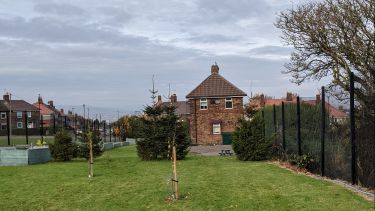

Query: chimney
<box><xmin>338</xmin><ymin>105</ymin><xmax>344</xmax><ymax>111</ymax></box>
<box><xmin>171</xmin><ymin>94</ymin><xmax>177</xmax><ymax>103</ymax></box>
<box><xmin>157</xmin><ymin>95</ymin><xmax>162</xmax><ymax>103</ymax></box>
<box><xmin>286</xmin><ymin>92</ymin><xmax>293</xmax><ymax>101</ymax></box>
<box><xmin>3</xmin><ymin>93</ymin><xmax>10</xmax><ymax>102</ymax></box>
<box><xmin>211</xmin><ymin>63</ymin><xmax>219</xmax><ymax>74</ymax></box>
<box><xmin>316</xmin><ymin>94</ymin><xmax>321</xmax><ymax>105</ymax></box>
<box><xmin>48</xmin><ymin>100</ymin><xmax>54</xmax><ymax>108</ymax></box>
<box><xmin>38</xmin><ymin>95</ymin><xmax>43</xmax><ymax>104</ymax></box>
<box><xmin>260</xmin><ymin>94</ymin><xmax>265</xmax><ymax>107</ymax></box>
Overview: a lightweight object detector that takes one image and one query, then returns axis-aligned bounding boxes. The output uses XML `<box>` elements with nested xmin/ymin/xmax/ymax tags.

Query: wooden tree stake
<box><xmin>88</xmin><ymin>132</ymin><xmax>94</xmax><ymax>178</ymax></box>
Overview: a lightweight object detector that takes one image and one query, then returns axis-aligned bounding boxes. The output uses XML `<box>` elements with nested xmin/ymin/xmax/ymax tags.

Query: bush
<box><xmin>50</xmin><ymin>130</ymin><xmax>74</xmax><ymax>161</ymax></box>
<box><xmin>136</xmin><ymin>105</ymin><xmax>190</xmax><ymax>160</ymax></box>
<box><xmin>232</xmin><ymin>111</ymin><xmax>273</xmax><ymax>161</ymax></box>
<box><xmin>287</xmin><ymin>153</ymin><xmax>317</xmax><ymax>171</ymax></box>
<box><xmin>75</xmin><ymin>130</ymin><xmax>103</xmax><ymax>159</ymax></box>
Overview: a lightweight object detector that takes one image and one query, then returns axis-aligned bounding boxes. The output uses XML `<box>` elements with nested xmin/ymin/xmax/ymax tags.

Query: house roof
<box><xmin>304</xmin><ymin>100</ymin><xmax>347</xmax><ymax>118</ymax></box>
<box><xmin>186</xmin><ymin>66</ymin><xmax>247</xmax><ymax>98</ymax></box>
<box><xmin>0</xmin><ymin>100</ymin><xmax>39</xmax><ymax>112</ymax></box>
<box><xmin>161</xmin><ymin>101</ymin><xmax>189</xmax><ymax>116</ymax></box>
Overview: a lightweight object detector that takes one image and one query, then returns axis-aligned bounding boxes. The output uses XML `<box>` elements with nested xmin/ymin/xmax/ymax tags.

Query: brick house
<box><xmin>155</xmin><ymin>94</ymin><xmax>190</xmax><ymax>122</ymax></box>
<box><xmin>32</xmin><ymin>96</ymin><xmax>62</xmax><ymax>128</ymax></box>
<box><xmin>186</xmin><ymin>64</ymin><xmax>247</xmax><ymax>145</ymax></box>
<box><xmin>250</xmin><ymin>92</ymin><xmax>347</xmax><ymax>123</ymax></box>
<box><xmin>0</xmin><ymin>94</ymin><xmax>40</xmax><ymax>134</ymax></box>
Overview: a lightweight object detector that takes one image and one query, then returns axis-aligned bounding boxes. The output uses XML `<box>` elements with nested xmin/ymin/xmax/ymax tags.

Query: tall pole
<box><xmin>6</xmin><ymin>110</ymin><xmax>10</xmax><ymax>146</ymax></box>
<box><xmin>281</xmin><ymin>102</ymin><xmax>286</xmax><ymax>151</ymax></box>
<box><xmin>297</xmin><ymin>96</ymin><xmax>301</xmax><ymax>156</ymax></box>
<box><xmin>24</xmin><ymin>111</ymin><xmax>29</xmax><ymax>145</ymax></box>
<box><xmin>321</xmin><ymin>87</ymin><xmax>326</xmax><ymax>176</ymax></box>
<box><xmin>349</xmin><ymin>72</ymin><xmax>357</xmax><ymax>185</ymax></box>
<box><xmin>83</xmin><ymin>104</ymin><xmax>86</xmax><ymax>131</ymax></box>
<box><xmin>9</xmin><ymin>93</ymin><xmax>12</xmax><ymax>138</ymax></box>
<box><xmin>109</xmin><ymin>121</ymin><xmax>112</xmax><ymax>142</ymax></box>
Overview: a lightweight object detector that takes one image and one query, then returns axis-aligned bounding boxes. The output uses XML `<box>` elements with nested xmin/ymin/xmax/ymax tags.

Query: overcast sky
<box><xmin>0</xmin><ymin>0</ymin><xmax>326</xmax><ymax>119</ymax></box>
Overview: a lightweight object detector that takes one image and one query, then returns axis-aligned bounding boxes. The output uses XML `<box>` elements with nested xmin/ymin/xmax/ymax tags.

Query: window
<box><xmin>1</xmin><ymin>123</ymin><xmax>7</xmax><ymax>130</ymax></box>
<box><xmin>27</xmin><ymin>112</ymin><xmax>32</xmax><ymax>118</ymax></box>
<box><xmin>225</xmin><ymin>97</ymin><xmax>233</xmax><ymax>109</ymax></box>
<box><xmin>213</xmin><ymin>123</ymin><xmax>221</xmax><ymax>134</ymax></box>
<box><xmin>1</xmin><ymin>112</ymin><xmax>6</xmax><ymax>119</ymax></box>
<box><xmin>27</xmin><ymin>122</ymin><xmax>34</xmax><ymax>128</ymax></box>
<box><xmin>200</xmin><ymin>98</ymin><xmax>208</xmax><ymax>110</ymax></box>
<box><xmin>17</xmin><ymin>112</ymin><xmax>22</xmax><ymax>119</ymax></box>
<box><xmin>17</xmin><ymin>122</ymin><xmax>23</xmax><ymax>129</ymax></box>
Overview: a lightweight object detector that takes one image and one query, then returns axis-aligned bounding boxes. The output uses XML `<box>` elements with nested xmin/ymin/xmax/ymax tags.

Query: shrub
<box><xmin>136</xmin><ymin>105</ymin><xmax>190</xmax><ymax>160</ymax></box>
<box><xmin>50</xmin><ymin>130</ymin><xmax>74</xmax><ymax>161</ymax></box>
<box><xmin>232</xmin><ymin>111</ymin><xmax>273</xmax><ymax>161</ymax></box>
<box><xmin>75</xmin><ymin>130</ymin><xmax>103</xmax><ymax>159</ymax></box>
<box><xmin>287</xmin><ymin>153</ymin><xmax>317</xmax><ymax>171</ymax></box>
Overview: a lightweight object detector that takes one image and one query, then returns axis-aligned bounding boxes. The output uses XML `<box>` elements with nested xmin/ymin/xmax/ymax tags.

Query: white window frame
<box><xmin>225</xmin><ymin>97</ymin><xmax>233</xmax><ymax>109</ymax></box>
<box><xmin>27</xmin><ymin>121</ymin><xmax>34</xmax><ymax>128</ymax></box>
<box><xmin>16</xmin><ymin>111</ymin><xmax>22</xmax><ymax>119</ymax></box>
<box><xmin>1</xmin><ymin>123</ymin><xmax>7</xmax><ymax>130</ymax></box>
<box><xmin>212</xmin><ymin>123</ymin><xmax>221</xmax><ymax>134</ymax></box>
<box><xmin>200</xmin><ymin>98</ymin><xmax>208</xmax><ymax>110</ymax></box>
<box><xmin>17</xmin><ymin>122</ymin><xmax>23</xmax><ymax>129</ymax></box>
<box><xmin>27</xmin><ymin>111</ymin><xmax>32</xmax><ymax>118</ymax></box>
<box><xmin>0</xmin><ymin>112</ymin><xmax>6</xmax><ymax>119</ymax></box>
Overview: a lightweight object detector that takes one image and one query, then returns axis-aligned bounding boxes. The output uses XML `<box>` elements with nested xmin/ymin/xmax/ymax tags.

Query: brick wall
<box><xmin>188</xmin><ymin>97</ymin><xmax>244</xmax><ymax>145</ymax></box>
<box><xmin>0</xmin><ymin>111</ymin><xmax>40</xmax><ymax>131</ymax></box>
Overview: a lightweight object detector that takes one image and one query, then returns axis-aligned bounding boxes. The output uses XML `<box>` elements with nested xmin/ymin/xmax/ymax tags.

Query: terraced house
<box><xmin>186</xmin><ymin>64</ymin><xmax>247</xmax><ymax>145</ymax></box>
<box><xmin>0</xmin><ymin>94</ymin><xmax>40</xmax><ymax>135</ymax></box>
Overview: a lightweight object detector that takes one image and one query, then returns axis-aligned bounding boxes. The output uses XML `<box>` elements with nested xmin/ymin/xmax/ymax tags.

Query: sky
<box><xmin>0</xmin><ymin>0</ymin><xmax>326</xmax><ymax>120</ymax></box>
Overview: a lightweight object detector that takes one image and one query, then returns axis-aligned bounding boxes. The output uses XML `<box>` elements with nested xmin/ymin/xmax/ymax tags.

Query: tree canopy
<box><xmin>276</xmin><ymin>0</ymin><xmax>374</xmax><ymax>111</ymax></box>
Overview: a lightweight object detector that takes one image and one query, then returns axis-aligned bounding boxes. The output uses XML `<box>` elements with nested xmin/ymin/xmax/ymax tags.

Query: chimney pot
<box><xmin>286</xmin><ymin>92</ymin><xmax>293</xmax><ymax>101</ymax></box>
<box><xmin>260</xmin><ymin>94</ymin><xmax>265</xmax><ymax>107</ymax></box>
<box><xmin>171</xmin><ymin>94</ymin><xmax>177</xmax><ymax>103</ymax></box>
<box><xmin>157</xmin><ymin>95</ymin><xmax>162</xmax><ymax>102</ymax></box>
<box><xmin>38</xmin><ymin>96</ymin><xmax>43</xmax><ymax>104</ymax></box>
<box><xmin>3</xmin><ymin>94</ymin><xmax>10</xmax><ymax>102</ymax></box>
<box><xmin>48</xmin><ymin>100</ymin><xmax>54</xmax><ymax>107</ymax></box>
<box><xmin>211</xmin><ymin>63</ymin><xmax>219</xmax><ymax>74</ymax></box>
<box><xmin>316</xmin><ymin>94</ymin><xmax>321</xmax><ymax>104</ymax></box>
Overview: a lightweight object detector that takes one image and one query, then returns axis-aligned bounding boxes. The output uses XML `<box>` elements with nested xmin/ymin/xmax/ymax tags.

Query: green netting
<box><xmin>283</xmin><ymin>103</ymin><xmax>298</xmax><ymax>154</ymax></box>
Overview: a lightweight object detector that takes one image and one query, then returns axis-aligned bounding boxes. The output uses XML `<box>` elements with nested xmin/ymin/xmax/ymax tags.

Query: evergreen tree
<box><xmin>50</xmin><ymin>129</ymin><xmax>75</xmax><ymax>161</ymax></box>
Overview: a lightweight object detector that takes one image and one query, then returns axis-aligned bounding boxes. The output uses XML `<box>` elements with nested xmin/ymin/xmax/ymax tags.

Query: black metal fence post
<box><xmin>281</xmin><ymin>101</ymin><xmax>286</xmax><ymax>151</ymax></box>
<box><xmin>273</xmin><ymin>104</ymin><xmax>277</xmax><ymax>134</ymax></box>
<box><xmin>262</xmin><ymin>110</ymin><xmax>266</xmax><ymax>138</ymax></box>
<box><xmin>103</xmin><ymin>121</ymin><xmax>106</xmax><ymax>142</ymax></box>
<box><xmin>40</xmin><ymin>114</ymin><xmax>44</xmax><ymax>140</ymax></box>
<box><xmin>321</xmin><ymin>86</ymin><xmax>326</xmax><ymax>177</ymax></box>
<box><xmin>6</xmin><ymin>110</ymin><xmax>10</xmax><ymax>146</ymax></box>
<box><xmin>24</xmin><ymin>111</ymin><xmax>29</xmax><ymax>145</ymax></box>
<box><xmin>109</xmin><ymin>123</ymin><xmax>112</xmax><ymax>142</ymax></box>
<box><xmin>64</xmin><ymin>116</ymin><xmax>67</xmax><ymax>129</ymax></box>
<box><xmin>349</xmin><ymin>72</ymin><xmax>357</xmax><ymax>185</ymax></box>
<box><xmin>53</xmin><ymin>114</ymin><xmax>56</xmax><ymax>134</ymax></box>
<box><xmin>297</xmin><ymin>96</ymin><xmax>302</xmax><ymax>156</ymax></box>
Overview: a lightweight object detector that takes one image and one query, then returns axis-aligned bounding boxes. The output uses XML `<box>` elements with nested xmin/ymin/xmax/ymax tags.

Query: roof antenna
<box><xmin>149</xmin><ymin>75</ymin><xmax>158</xmax><ymax>104</ymax></box>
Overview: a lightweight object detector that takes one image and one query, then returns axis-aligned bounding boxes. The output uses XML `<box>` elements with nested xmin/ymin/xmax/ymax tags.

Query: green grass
<box><xmin>0</xmin><ymin>136</ymin><xmax>55</xmax><ymax>146</ymax></box>
<box><xmin>0</xmin><ymin>146</ymin><xmax>373</xmax><ymax>210</ymax></box>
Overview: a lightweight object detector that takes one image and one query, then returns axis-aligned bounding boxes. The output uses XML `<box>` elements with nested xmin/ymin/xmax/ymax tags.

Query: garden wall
<box><xmin>0</xmin><ymin>146</ymin><xmax>51</xmax><ymax>166</ymax></box>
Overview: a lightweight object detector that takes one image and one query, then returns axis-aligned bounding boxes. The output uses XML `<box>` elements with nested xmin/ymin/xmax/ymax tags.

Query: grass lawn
<box><xmin>0</xmin><ymin>136</ymin><xmax>55</xmax><ymax>147</ymax></box>
<box><xmin>0</xmin><ymin>146</ymin><xmax>373</xmax><ymax>210</ymax></box>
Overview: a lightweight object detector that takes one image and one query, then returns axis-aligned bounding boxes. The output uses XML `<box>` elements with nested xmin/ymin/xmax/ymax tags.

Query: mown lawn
<box><xmin>0</xmin><ymin>136</ymin><xmax>55</xmax><ymax>146</ymax></box>
<box><xmin>0</xmin><ymin>146</ymin><xmax>373</xmax><ymax>210</ymax></box>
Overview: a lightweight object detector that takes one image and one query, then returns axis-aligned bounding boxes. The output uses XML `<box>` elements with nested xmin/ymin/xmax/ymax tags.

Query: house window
<box><xmin>200</xmin><ymin>98</ymin><xmax>208</xmax><ymax>110</ymax></box>
<box><xmin>1</xmin><ymin>123</ymin><xmax>7</xmax><ymax>130</ymax></box>
<box><xmin>28</xmin><ymin>122</ymin><xmax>34</xmax><ymax>128</ymax></box>
<box><xmin>17</xmin><ymin>122</ymin><xmax>23</xmax><ymax>129</ymax></box>
<box><xmin>225</xmin><ymin>97</ymin><xmax>233</xmax><ymax>109</ymax></box>
<box><xmin>1</xmin><ymin>112</ymin><xmax>6</xmax><ymax>119</ymax></box>
<box><xmin>27</xmin><ymin>112</ymin><xmax>32</xmax><ymax>118</ymax></box>
<box><xmin>17</xmin><ymin>112</ymin><xmax>22</xmax><ymax>119</ymax></box>
<box><xmin>213</xmin><ymin>123</ymin><xmax>221</xmax><ymax>134</ymax></box>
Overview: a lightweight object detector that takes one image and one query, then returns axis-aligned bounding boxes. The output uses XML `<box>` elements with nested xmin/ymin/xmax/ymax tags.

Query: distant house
<box><xmin>32</xmin><ymin>96</ymin><xmax>62</xmax><ymax>129</ymax></box>
<box><xmin>250</xmin><ymin>92</ymin><xmax>348</xmax><ymax>123</ymax></box>
<box><xmin>0</xmin><ymin>94</ymin><xmax>40</xmax><ymax>133</ymax></box>
<box><xmin>186</xmin><ymin>64</ymin><xmax>247</xmax><ymax>145</ymax></box>
<box><xmin>155</xmin><ymin>94</ymin><xmax>190</xmax><ymax>122</ymax></box>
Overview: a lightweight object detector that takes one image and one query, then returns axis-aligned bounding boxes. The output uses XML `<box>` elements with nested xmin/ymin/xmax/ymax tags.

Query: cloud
<box><xmin>34</xmin><ymin>2</ymin><xmax>85</xmax><ymax>17</ymax></box>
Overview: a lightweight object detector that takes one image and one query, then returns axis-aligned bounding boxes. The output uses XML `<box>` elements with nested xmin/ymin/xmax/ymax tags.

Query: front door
<box><xmin>222</xmin><ymin>132</ymin><xmax>233</xmax><ymax>145</ymax></box>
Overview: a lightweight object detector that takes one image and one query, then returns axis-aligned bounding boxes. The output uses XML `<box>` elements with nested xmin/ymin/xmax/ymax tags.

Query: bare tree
<box><xmin>276</xmin><ymin>0</ymin><xmax>374</xmax><ymax>110</ymax></box>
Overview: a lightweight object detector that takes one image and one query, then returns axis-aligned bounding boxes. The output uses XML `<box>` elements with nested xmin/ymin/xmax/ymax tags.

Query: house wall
<box><xmin>0</xmin><ymin>111</ymin><xmax>40</xmax><ymax>131</ymax></box>
<box><xmin>188</xmin><ymin>97</ymin><xmax>244</xmax><ymax>145</ymax></box>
